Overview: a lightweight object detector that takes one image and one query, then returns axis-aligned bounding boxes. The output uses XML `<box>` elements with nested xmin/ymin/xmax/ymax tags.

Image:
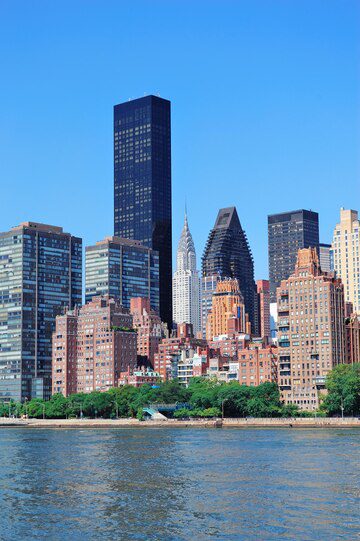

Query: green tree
<box><xmin>322</xmin><ymin>363</ymin><xmax>360</xmax><ymax>416</ymax></box>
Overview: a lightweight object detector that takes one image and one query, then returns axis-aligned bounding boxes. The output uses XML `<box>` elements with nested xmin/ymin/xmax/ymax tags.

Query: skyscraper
<box><xmin>114</xmin><ymin>95</ymin><xmax>172</xmax><ymax>329</ymax></box>
<box><xmin>332</xmin><ymin>208</ymin><xmax>360</xmax><ymax>313</ymax></box>
<box><xmin>202</xmin><ymin>207</ymin><xmax>259</xmax><ymax>335</ymax></box>
<box><xmin>277</xmin><ymin>248</ymin><xmax>345</xmax><ymax>410</ymax></box>
<box><xmin>268</xmin><ymin>209</ymin><xmax>319</xmax><ymax>302</ymax></box>
<box><xmin>85</xmin><ymin>236</ymin><xmax>159</xmax><ymax>312</ymax></box>
<box><xmin>201</xmin><ymin>273</ymin><xmax>221</xmax><ymax>339</ymax></box>
<box><xmin>206</xmin><ymin>278</ymin><xmax>246</xmax><ymax>340</ymax></box>
<box><xmin>0</xmin><ymin>222</ymin><xmax>82</xmax><ymax>402</ymax></box>
<box><xmin>256</xmin><ymin>279</ymin><xmax>270</xmax><ymax>341</ymax></box>
<box><xmin>319</xmin><ymin>243</ymin><xmax>332</xmax><ymax>273</ymax></box>
<box><xmin>172</xmin><ymin>213</ymin><xmax>201</xmax><ymax>336</ymax></box>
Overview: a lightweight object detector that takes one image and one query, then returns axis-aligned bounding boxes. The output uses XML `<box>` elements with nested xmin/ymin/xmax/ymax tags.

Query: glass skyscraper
<box><xmin>202</xmin><ymin>207</ymin><xmax>259</xmax><ymax>336</ymax></box>
<box><xmin>268</xmin><ymin>209</ymin><xmax>319</xmax><ymax>302</ymax></box>
<box><xmin>85</xmin><ymin>236</ymin><xmax>159</xmax><ymax>312</ymax></box>
<box><xmin>0</xmin><ymin>222</ymin><xmax>82</xmax><ymax>402</ymax></box>
<box><xmin>114</xmin><ymin>95</ymin><xmax>172</xmax><ymax>329</ymax></box>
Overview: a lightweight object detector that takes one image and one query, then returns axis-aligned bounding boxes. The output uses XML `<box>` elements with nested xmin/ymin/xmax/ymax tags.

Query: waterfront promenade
<box><xmin>1</xmin><ymin>417</ymin><xmax>359</xmax><ymax>429</ymax></box>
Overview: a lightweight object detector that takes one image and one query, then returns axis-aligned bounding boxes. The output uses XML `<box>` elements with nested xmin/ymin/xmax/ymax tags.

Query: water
<box><xmin>0</xmin><ymin>428</ymin><xmax>359</xmax><ymax>540</ymax></box>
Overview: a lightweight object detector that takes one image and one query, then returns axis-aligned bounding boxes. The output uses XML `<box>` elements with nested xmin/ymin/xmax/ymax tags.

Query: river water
<box><xmin>0</xmin><ymin>428</ymin><xmax>359</xmax><ymax>540</ymax></box>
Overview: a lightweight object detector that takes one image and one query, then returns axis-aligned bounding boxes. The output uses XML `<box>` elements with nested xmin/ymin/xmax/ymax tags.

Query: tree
<box><xmin>322</xmin><ymin>363</ymin><xmax>360</xmax><ymax>416</ymax></box>
<box><xmin>247</xmin><ymin>382</ymin><xmax>282</xmax><ymax>418</ymax></box>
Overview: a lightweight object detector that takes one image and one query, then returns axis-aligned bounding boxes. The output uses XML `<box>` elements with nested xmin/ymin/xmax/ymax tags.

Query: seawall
<box><xmin>0</xmin><ymin>417</ymin><xmax>359</xmax><ymax>429</ymax></box>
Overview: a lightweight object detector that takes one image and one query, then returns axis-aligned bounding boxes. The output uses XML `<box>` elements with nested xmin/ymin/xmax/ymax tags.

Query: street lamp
<box><xmin>222</xmin><ymin>398</ymin><xmax>229</xmax><ymax>420</ymax></box>
<box><xmin>340</xmin><ymin>398</ymin><xmax>344</xmax><ymax>420</ymax></box>
<box><xmin>42</xmin><ymin>403</ymin><xmax>46</xmax><ymax>420</ymax></box>
<box><xmin>114</xmin><ymin>399</ymin><xmax>119</xmax><ymax>419</ymax></box>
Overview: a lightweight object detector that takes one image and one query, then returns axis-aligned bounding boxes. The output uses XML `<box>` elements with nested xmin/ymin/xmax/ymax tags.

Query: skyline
<box><xmin>0</xmin><ymin>0</ymin><xmax>359</xmax><ymax>280</ymax></box>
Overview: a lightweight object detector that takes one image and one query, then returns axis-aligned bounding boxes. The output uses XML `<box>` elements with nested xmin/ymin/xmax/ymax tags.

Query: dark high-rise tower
<box><xmin>268</xmin><ymin>209</ymin><xmax>319</xmax><ymax>302</ymax></box>
<box><xmin>202</xmin><ymin>207</ymin><xmax>259</xmax><ymax>336</ymax></box>
<box><xmin>114</xmin><ymin>96</ymin><xmax>172</xmax><ymax>329</ymax></box>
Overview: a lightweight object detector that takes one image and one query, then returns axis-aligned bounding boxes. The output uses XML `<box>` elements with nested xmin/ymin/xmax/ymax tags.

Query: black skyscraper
<box><xmin>114</xmin><ymin>96</ymin><xmax>172</xmax><ymax>329</ymax></box>
<box><xmin>202</xmin><ymin>207</ymin><xmax>259</xmax><ymax>336</ymax></box>
<box><xmin>268</xmin><ymin>209</ymin><xmax>319</xmax><ymax>302</ymax></box>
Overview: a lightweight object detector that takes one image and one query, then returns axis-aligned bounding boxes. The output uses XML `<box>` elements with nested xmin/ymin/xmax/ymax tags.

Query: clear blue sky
<box><xmin>0</xmin><ymin>0</ymin><xmax>359</xmax><ymax>279</ymax></box>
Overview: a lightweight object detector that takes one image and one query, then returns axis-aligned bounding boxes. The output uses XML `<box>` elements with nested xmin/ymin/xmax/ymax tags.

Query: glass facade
<box><xmin>202</xmin><ymin>208</ymin><xmax>259</xmax><ymax>336</ymax></box>
<box><xmin>268</xmin><ymin>210</ymin><xmax>319</xmax><ymax>302</ymax></box>
<box><xmin>114</xmin><ymin>95</ymin><xmax>172</xmax><ymax>329</ymax></box>
<box><xmin>85</xmin><ymin>237</ymin><xmax>159</xmax><ymax>313</ymax></box>
<box><xmin>0</xmin><ymin>223</ymin><xmax>82</xmax><ymax>402</ymax></box>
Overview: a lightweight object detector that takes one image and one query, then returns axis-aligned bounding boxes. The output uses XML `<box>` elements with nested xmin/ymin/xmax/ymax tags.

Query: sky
<box><xmin>0</xmin><ymin>0</ymin><xmax>359</xmax><ymax>280</ymax></box>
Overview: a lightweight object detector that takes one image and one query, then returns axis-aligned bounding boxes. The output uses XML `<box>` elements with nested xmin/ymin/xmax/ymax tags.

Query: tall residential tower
<box><xmin>332</xmin><ymin>208</ymin><xmax>360</xmax><ymax>313</ymax></box>
<box><xmin>0</xmin><ymin>222</ymin><xmax>82</xmax><ymax>402</ymax></box>
<box><xmin>114</xmin><ymin>95</ymin><xmax>172</xmax><ymax>329</ymax></box>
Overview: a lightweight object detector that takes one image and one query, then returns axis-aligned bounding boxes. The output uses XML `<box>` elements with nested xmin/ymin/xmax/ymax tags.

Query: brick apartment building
<box><xmin>130</xmin><ymin>297</ymin><xmax>167</xmax><ymax>365</ymax></box>
<box><xmin>52</xmin><ymin>296</ymin><xmax>137</xmax><ymax>396</ymax></box>
<box><xmin>277</xmin><ymin>248</ymin><xmax>346</xmax><ymax>410</ymax></box>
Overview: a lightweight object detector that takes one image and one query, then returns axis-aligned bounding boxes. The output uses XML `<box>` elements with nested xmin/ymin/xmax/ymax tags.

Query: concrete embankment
<box><xmin>0</xmin><ymin>417</ymin><xmax>359</xmax><ymax>429</ymax></box>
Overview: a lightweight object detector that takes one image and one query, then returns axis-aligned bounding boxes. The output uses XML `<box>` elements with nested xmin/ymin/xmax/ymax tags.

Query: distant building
<box><xmin>277</xmin><ymin>248</ymin><xmax>346</xmax><ymax>410</ymax></box>
<box><xmin>256</xmin><ymin>280</ymin><xmax>270</xmax><ymax>341</ymax></box>
<box><xmin>268</xmin><ymin>209</ymin><xmax>319</xmax><ymax>302</ymax></box>
<box><xmin>170</xmin><ymin>348</ymin><xmax>209</xmax><ymax>386</ymax></box>
<box><xmin>0</xmin><ymin>222</ymin><xmax>82</xmax><ymax>402</ymax></box>
<box><xmin>332</xmin><ymin>208</ymin><xmax>360</xmax><ymax>313</ymax></box>
<box><xmin>114</xmin><ymin>96</ymin><xmax>172</xmax><ymax>329</ymax></box>
<box><xmin>130</xmin><ymin>297</ymin><xmax>167</xmax><ymax>365</ymax></box>
<box><xmin>206</xmin><ymin>279</ymin><xmax>247</xmax><ymax>340</ymax></box>
<box><xmin>345</xmin><ymin>313</ymin><xmax>360</xmax><ymax>364</ymax></box>
<box><xmin>85</xmin><ymin>236</ymin><xmax>159</xmax><ymax>313</ymax></box>
<box><xmin>201</xmin><ymin>273</ymin><xmax>221</xmax><ymax>338</ymax></box>
<box><xmin>153</xmin><ymin>324</ymin><xmax>207</xmax><ymax>380</ymax></box>
<box><xmin>319</xmin><ymin>243</ymin><xmax>332</xmax><ymax>273</ymax></box>
<box><xmin>208</xmin><ymin>333</ymin><xmax>249</xmax><ymax>358</ymax></box>
<box><xmin>208</xmin><ymin>343</ymin><xmax>277</xmax><ymax>386</ymax></box>
<box><xmin>202</xmin><ymin>207</ymin><xmax>259</xmax><ymax>335</ymax></box>
<box><xmin>172</xmin><ymin>213</ymin><xmax>201</xmax><ymax>336</ymax></box>
<box><xmin>119</xmin><ymin>367</ymin><xmax>162</xmax><ymax>388</ymax></box>
<box><xmin>52</xmin><ymin>296</ymin><xmax>137</xmax><ymax>396</ymax></box>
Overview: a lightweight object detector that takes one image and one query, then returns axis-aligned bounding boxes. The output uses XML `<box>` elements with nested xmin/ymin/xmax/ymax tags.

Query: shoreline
<box><xmin>0</xmin><ymin>417</ymin><xmax>359</xmax><ymax>429</ymax></box>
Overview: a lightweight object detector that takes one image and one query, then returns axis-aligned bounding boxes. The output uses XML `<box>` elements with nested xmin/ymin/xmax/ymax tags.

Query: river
<box><xmin>0</xmin><ymin>428</ymin><xmax>359</xmax><ymax>540</ymax></box>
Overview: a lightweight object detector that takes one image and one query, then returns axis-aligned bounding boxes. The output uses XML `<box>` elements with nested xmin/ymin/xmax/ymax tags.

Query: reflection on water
<box><xmin>0</xmin><ymin>428</ymin><xmax>359</xmax><ymax>540</ymax></box>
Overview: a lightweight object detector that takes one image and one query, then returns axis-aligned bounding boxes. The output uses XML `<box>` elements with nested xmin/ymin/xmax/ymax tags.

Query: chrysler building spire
<box><xmin>172</xmin><ymin>211</ymin><xmax>201</xmax><ymax>336</ymax></box>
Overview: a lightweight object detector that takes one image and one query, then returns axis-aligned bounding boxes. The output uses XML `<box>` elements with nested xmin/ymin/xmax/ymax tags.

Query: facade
<box><xmin>206</xmin><ymin>279</ymin><xmax>247</xmax><ymax>340</ymax></box>
<box><xmin>172</xmin><ymin>213</ymin><xmax>201</xmax><ymax>336</ymax></box>
<box><xmin>119</xmin><ymin>367</ymin><xmax>162</xmax><ymax>387</ymax></box>
<box><xmin>201</xmin><ymin>273</ymin><xmax>221</xmax><ymax>338</ymax></box>
<box><xmin>0</xmin><ymin>222</ymin><xmax>82</xmax><ymax>402</ymax></box>
<box><xmin>208</xmin><ymin>344</ymin><xmax>277</xmax><ymax>386</ymax></box>
<box><xmin>52</xmin><ymin>296</ymin><xmax>137</xmax><ymax>396</ymax></box>
<box><xmin>277</xmin><ymin>248</ymin><xmax>346</xmax><ymax>410</ymax></box>
<box><xmin>268</xmin><ymin>209</ymin><xmax>319</xmax><ymax>302</ymax></box>
<box><xmin>85</xmin><ymin>236</ymin><xmax>159</xmax><ymax>313</ymax></box>
<box><xmin>332</xmin><ymin>209</ymin><xmax>360</xmax><ymax>313</ymax></box>
<box><xmin>209</xmin><ymin>333</ymin><xmax>249</xmax><ymax>358</ymax></box>
<box><xmin>319</xmin><ymin>243</ymin><xmax>332</xmax><ymax>273</ymax></box>
<box><xmin>171</xmin><ymin>348</ymin><xmax>209</xmax><ymax>386</ymax></box>
<box><xmin>257</xmin><ymin>279</ymin><xmax>271</xmax><ymax>341</ymax></box>
<box><xmin>130</xmin><ymin>297</ymin><xmax>166</xmax><ymax>365</ymax></box>
<box><xmin>114</xmin><ymin>95</ymin><xmax>172</xmax><ymax>329</ymax></box>
<box><xmin>345</xmin><ymin>314</ymin><xmax>360</xmax><ymax>364</ymax></box>
<box><xmin>202</xmin><ymin>207</ymin><xmax>259</xmax><ymax>335</ymax></box>
<box><xmin>153</xmin><ymin>324</ymin><xmax>207</xmax><ymax>380</ymax></box>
